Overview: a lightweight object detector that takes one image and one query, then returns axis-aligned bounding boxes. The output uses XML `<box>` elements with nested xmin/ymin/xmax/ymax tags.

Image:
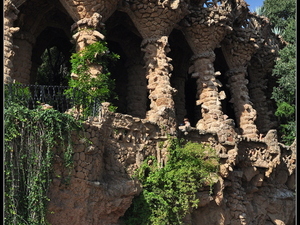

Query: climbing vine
<box><xmin>123</xmin><ymin>138</ymin><xmax>220</xmax><ymax>225</ymax></box>
<box><xmin>4</xmin><ymin>86</ymin><xmax>81</xmax><ymax>224</ymax></box>
<box><xmin>64</xmin><ymin>40</ymin><xmax>120</xmax><ymax>118</ymax></box>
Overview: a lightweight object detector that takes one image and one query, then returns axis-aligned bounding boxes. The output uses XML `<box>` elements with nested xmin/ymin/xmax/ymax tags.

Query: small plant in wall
<box><xmin>123</xmin><ymin>138</ymin><xmax>220</xmax><ymax>225</ymax></box>
<box><xmin>64</xmin><ymin>40</ymin><xmax>120</xmax><ymax>119</ymax></box>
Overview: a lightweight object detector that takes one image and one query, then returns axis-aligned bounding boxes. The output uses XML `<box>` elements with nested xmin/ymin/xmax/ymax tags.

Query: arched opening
<box><xmin>214</xmin><ymin>47</ymin><xmax>237</xmax><ymax>127</ymax></box>
<box><xmin>105</xmin><ymin>11</ymin><xmax>146</xmax><ymax>117</ymax></box>
<box><xmin>31</xmin><ymin>27</ymin><xmax>73</xmax><ymax>85</ymax></box>
<box><xmin>168</xmin><ymin>29</ymin><xmax>195</xmax><ymax>126</ymax></box>
<box><xmin>12</xmin><ymin>0</ymin><xmax>74</xmax><ymax>85</ymax></box>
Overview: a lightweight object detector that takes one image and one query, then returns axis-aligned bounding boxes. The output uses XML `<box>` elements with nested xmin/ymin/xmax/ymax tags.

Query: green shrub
<box><xmin>64</xmin><ymin>41</ymin><xmax>119</xmax><ymax>119</ymax></box>
<box><xmin>123</xmin><ymin>138</ymin><xmax>220</xmax><ymax>225</ymax></box>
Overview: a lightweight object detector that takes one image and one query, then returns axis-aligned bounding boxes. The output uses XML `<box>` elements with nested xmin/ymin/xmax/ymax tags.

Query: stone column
<box><xmin>182</xmin><ymin>4</ymin><xmax>234</xmax><ymax>134</ymax></box>
<box><xmin>70</xmin><ymin>13</ymin><xmax>106</xmax><ymax>80</ymax></box>
<box><xmin>247</xmin><ymin>15</ymin><xmax>282</xmax><ymax>135</ymax></box>
<box><xmin>222</xmin><ymin>27</ymin><xmax>260</xmax><ymax>139</ymax></box>
<box><xmin>12</xmin><ymin>31</ymin><xmax>36</xmax><ymax>84</ymax></box>
<box><xmin>248</xmin><ymin>55</ymin><xmax>277</xmax><ymax>134</ymax></box>
<box><xmin>141</xmin><ymin>36</ymin><xmax>177</xmax><ymax>130</ymax></box>
<box><xmin>4</xmin><ymin>0</ymin><xmax>20</xmax><ymax>84</ymax></box>
<box><xmin>121</xmin><ymin>0</ymin><xmax>189</xmax><ymax>133</ymax></box>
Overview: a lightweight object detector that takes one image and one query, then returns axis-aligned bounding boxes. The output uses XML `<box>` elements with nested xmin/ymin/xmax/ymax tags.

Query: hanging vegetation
<box><xmin>4</xmin><ymin>85</ymin><xmax>81</xmax><ymax>224</ymax></box>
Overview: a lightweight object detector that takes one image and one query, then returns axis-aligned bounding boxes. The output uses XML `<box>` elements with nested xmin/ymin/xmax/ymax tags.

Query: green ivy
<box><xmin>122</xmin><ymin>138</ymin><xmax>220</xmax><ymax>225</ymax></box>
<box><xmin>64</xmin><ymin>40</ymin><xmax>120</xmax><ymax>119</ymax></box>
<box><xmin>4</xmin><ymin>82</ymin><xmax>31</xmax><ymax>107</ymax></box>
<box><xmin>4</xmin><ymin>99</ymin><xmax>81</xmax><ymax>224</ymax></box>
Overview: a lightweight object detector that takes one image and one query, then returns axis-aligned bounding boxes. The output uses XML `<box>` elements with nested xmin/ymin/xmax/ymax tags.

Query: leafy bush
<box><xmin>263</xmin><ymin>0</ymin><xmax>296</xmax><ymax>145</ymax></box>
<box><xmin>64</xmin><ymin>41</ymin><xmax>119</xmax><ymax>118</ymax></box>
<box><xmin>123</xmin><ymin>138</ymin><xmax>219</xmax><ymax>225</ymax></box>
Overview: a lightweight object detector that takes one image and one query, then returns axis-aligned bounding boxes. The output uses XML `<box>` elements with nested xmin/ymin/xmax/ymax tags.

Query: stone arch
<box><xmin>11</xmin><ymin>0</ymin><xmax>74</xmax><ymax>84</ymax></box>
<box><xmin>30</xmin><ymin>26</ymin><xmax>73</xmax><ymax>85</ymax></box>
<box><xmin>105</xmin><ymin>10</ymin><xmax>147</xmax><ymax>117</ymax></box>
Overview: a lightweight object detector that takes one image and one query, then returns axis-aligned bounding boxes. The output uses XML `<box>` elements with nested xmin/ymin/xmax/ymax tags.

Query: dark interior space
<box><xmin>184</xmin><ymin>76</ymin><xmax>198</xmax><ymax>126</ymax></box>
<box><xmin>168</xmin><ymin>29</ymin><xmax>196</xmax><ymax>125</ymax></box>
<box><xmin>106</xmin><ymin>40</ymin><xmax>129</xmax><ymax>114</ymax></box>
<box><xmin>31</xmin><ymin>27</ymin><xmax>73</xmax><ymax>85</ymax></box>
<box><xmin>214</xmin><ymin>47</ymin><xmax>237</xmax><ymax>127</ymax></box>
<box><xmin>13</xmin><ymin>0</ymin><xmax>74</xmax><ymax>85</ymax></box>
<box><xmin>106</xmin><ymin>11</ymin><xmax>146</xmax><ymax>116</ymax></box>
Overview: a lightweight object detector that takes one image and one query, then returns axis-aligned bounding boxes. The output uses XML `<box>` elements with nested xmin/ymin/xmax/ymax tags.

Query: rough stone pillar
<box><xmin>141</xmin><ymin>36</ymin><xmax>177</xmax><ymax>131</ymax></box>
<box><xmin>247</xmin><ymin>15</ymin><xmax>283</xmax><ymax>135</ymax></box>
<box><xmin>190</xmin><ymin>51</ymin><xmax>226</xmax><ymax>132</ymax></box>
<box><xmin>59</xmin><ymin>0</ymin><xmax>122</xmax><ymax>79</ymax></box>
<box><xmin>182</xmin><ymin>3</ymin><xmax>234</xmax><ymax>134</ymax></box>
<box><xmin>4</xmin><ymin>0</ymin><xmax>20</xmax><ymax>84</ymax></box>
<box><xmin>248</xmin><ymin>59</ymin><xmax>277</xmax><ymax>134</ymax></box>
<box><xmin>220</xmin><ymin>11</ymin><xmax>266</xmax><ymax>139</ymax></box>
<box><xmin>225</xmin><ymin>67</ymin><xmax>258</xmax><ymax>139</ymax></box>
<box><xmin>70</xmin><ymin>13</ymin><xmax>106</xmax><ymax>80</ymax></box>
<box><xmin>12</xmin><ymin>31</ymin><xmax>36</xmax><ymax>84</ymax></box>
<box><xmin>120</xmin><ymin>0</ymin><xmax>189</xmax><ymax>132</ymax></box>
<box><xmin>221</xmin><ymin>26</ymin><xmax>260</xmax><ymax>139</ymax></box>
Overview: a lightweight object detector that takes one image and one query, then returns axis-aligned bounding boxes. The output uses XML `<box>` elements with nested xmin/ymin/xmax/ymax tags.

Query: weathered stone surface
<box><xmin>4</xmin><ymin>0</ymin><xmax>295</xmax><ymax>224</ymax></box>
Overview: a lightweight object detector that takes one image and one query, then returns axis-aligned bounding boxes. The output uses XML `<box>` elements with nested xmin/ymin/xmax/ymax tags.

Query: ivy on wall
<box><xmin>4</xmin><ymin>36</ymin><xmax>120</xmax><ymax>224</ymax></box>
<box><xmin>122</xmin><ymin>138</ymin><xmax>220</xmax><ymax>225</ymax></box>
<box><xmin>4</xmin><ymin>85</ymin><xmax>81</xmax><ymax>224</ymax></box>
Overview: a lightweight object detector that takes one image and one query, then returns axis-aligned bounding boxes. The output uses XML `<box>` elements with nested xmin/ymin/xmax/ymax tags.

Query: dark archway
<box><xmin>169</xmin><ymin>29</ymin><xmax>195</xmax><ymax>126</ymax></box>
<box><xmin>214</xmin><ymin>47</ymin><xmax>237</xmax><ymax>127</ymax></box>
<box><xmin>105</xmin><ymin>10</ymin><xmax>146</xmax><ymax>117</ymax></box>
<box><xmin>31</xmin><ymin>27</ymin><xmax>73</xmax><ymax>85</ymax></box>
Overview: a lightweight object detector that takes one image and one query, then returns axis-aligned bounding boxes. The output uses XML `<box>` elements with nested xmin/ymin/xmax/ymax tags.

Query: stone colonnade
<box><xmin>4</xmin><ymin>0</ymin><xmax>283</xmax><ymax>139</ymax></box>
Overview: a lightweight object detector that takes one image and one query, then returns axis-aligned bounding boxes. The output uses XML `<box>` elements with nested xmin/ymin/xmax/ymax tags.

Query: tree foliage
<box><xmin>263</xmin><ymin>0</ymin><xmax>296</xmax><ymax>144</ymax></box>
<box><xmin>36</xmin><ymin>46</ymin><xmax>71</xmax><ymax>86</ymax></box>
<box><xmin>262</xmin><ymin>0</ymin><xmax>296</xmax><ymax>31</ymax></box>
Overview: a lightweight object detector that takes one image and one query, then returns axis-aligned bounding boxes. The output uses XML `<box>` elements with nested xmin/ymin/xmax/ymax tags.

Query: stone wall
<box><xmin>46</xmin><ymin>104</ymin><xmax>295</xmax><ymax>225</ymax></box>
